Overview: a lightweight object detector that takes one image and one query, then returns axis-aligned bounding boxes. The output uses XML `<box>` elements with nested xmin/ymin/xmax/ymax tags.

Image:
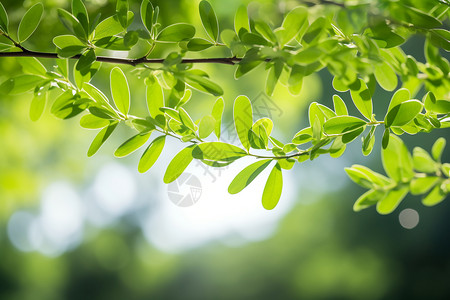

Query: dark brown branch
<box><xmin>0</xmin><ymin>50</ymin><xmax>242</xmax><ymax>66</ymax></box>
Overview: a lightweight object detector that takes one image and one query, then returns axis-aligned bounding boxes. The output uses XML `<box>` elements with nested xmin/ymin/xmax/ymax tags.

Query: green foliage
<box><xmin>0</xmin><ymin>0</ymin><xmax>449</xmax><ymax>213</ymax></box>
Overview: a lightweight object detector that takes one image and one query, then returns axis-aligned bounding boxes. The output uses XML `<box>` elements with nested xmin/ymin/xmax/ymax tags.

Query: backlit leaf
<box><xmin>18</xmin><ymin>3</ymin><xmax>44</xmax><ymax>43</ymax></box>
<box><xmin>228</xmin><ymin>159</ymin><xmax>271</xmax><ymax>194</ymax></box>
<box><xmin>138</xmin><ymin>135</ymin><xmax>165</xmax><ymax>173</ymax></box>
<box><xmin>110</xmin><ymin>67</ymin><xmax>130</xmax><ymax>116</ymax></box>
<box><xmin>262</xmin><ymin>163</ymin><xmax>283</xmax><ymax>210</ymax></box>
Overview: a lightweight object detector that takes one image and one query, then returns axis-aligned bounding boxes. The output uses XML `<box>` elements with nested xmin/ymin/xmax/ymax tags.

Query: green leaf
<box><xmin>157</xmin><ymin>23</ymin><xmax>195</xmax><ymax>42</ymax></box>
<box><xmin>138</xmin><ymin>135</ymin><xmax>165</xmax><ymax>173</ymax></box>
<box><xmin>192</xmin><ymin>142</ymin><xmax>247</xmax><ymax>161</ymax></box>
<box><xmin>211</xmin><ymin>97</ymin><xmax>224</xmax><ymax>140</ymax></box>
<box><xmin>412</xmin><ymin>147</ymin><xmax>438</xmax><ymax>173</ymax></box>
<box><xmin>94</xmin><ymin>16</ymin><xmax>124</xmax><ymax>40</ymax></box>
<box><xmin>57</xmin><ymin>8</ymin><xmax>87</xmax><ymax>41</ymax></box>
<box><xmin>74</xmin><ymin>49</ymin><xmax>98</xmax><ymax>88</ymax></box>
<box><xmin>349</xmin><ymin>78</ymin><xmax>372</xmax><ymax>120</ymax></box>
<box><xmin>424</xmin><ymin>92</ymin><xmax>450</xmax><ymax>114</ymax></box>
<box><xmin>374</xmin><ymin>61</ymin><xmax>397</xmax><ymax>91</ymax></box>
<box><xmin>234</xmin><ymin>95</ymin><xmax>253</xmax><ymax>151</ymax></box>
<box><xmin>146</xmin><ymin>76</ymin><xmax>164</xmax><ymax>119</ymax></box>
<box><xmin>0</xmin><ymin>75</ymin><xmax>46</xmax><ymax>95</ymax></box>
<box><xmin>394</xmin><ymin>4</ymin><xmax>442</xmax><ymax>29</ymax></box>
<box><xmin>362</xmin><ymin>126</ymin><xmax>376</xmax><ymax>156</ymax></box>
<box><xmin>228</xmin><ymin>159</ymin><xmax>272</xmax><ymax>194</ymax></box>
<box><xmin>353</xmin><ymin>189</ymin><xmax>386</xmax><ymax>212</ymax></box>
<box><xmin>265</xmin><ymin>60</ymin><xmax>283</xmax><ymax>96</ymax></box>
<box><xmin>280</xmin><ymin>6</ymin><xmax>308</xmax><ymax>45</ymax></box>
<box><xmin>332</xmin><ymin>95</ymin><xmax>348</xmax><ymax>116</ymax></box>
<box><xmin>53</xmin><ymin>34</ymin><xmax>86</xmax><ymax>58</ymax></box>
<box><xmin>116</xmin><ymin>0</ymin><xmax>129</xmax><ymax>28</ymax></box>
<box><xmin>198</xmin><ymin>115</ymin><xmax>216</xmax><ymax>139</ymax></box>
<box><xmin>382</xmin><ymin>128</ymin><xmax>390</xmax><ymax>149</ymax></box>
<box><xmin>422</xmin><ymin>184</ymin><xmax>446</xmax><ymax>206</ymax></box>
<box><xmin>18</xmin><ymin>3</ymin><xmax>44</xmax><ymax>43</ymax></box>
<box><xmin>177</xmin><ymin>89</ymin><xmax>192</xmax><ymax>108</ymax></box>
<box><xmin>376</xmin><ymin>187</ymin><xmax>409</xmax><ymax>215</ymax></box>
<box><xmin>163</xmin><ymin>145</ymin><xmax>195</xmax><ymax>183</ymax></box>
<box><xmin>387</xmin><ymin>88</ymin><xmax>410</xmax><ymax>112</ymax></box>
<box><xmin>292</xmin><ymin>127</ymin><xmax>312</xmax><ymax>145</ymax></box>
<box><xmin>114</xmin><ymin>132</ymin><xmax>151</xmax><ymax>157</ymax></box>
<box><xmin>323</xmin><ymin>116</ymin><xmax>367</xmax><ymax>135</ymax></box>
<box><xmin>29</xmin><ymin>91</ymin><xmax>46</xmax><ymax>121</ymax></box>
<box><xmin>332</xmin><ymin>76</ymin><xmax>349</xmax><ymax>92</ymax></box>
<box><xmin>87</xmin><ymin>123</ymin><xmax>118</xmax><ymax>157</ymax></box>
<box><xmin>72</xmin><ymin>0</ymin><xmax>89</xmax><ymax>34</ymax></box>
<box><xmin>80</xmin><ymin>114</ymin><xmax>110</xmax><ymax>129</ymax></box>
<box><xmin>184</xmin><ymin>73</ymin><xmax>223</xmax><ymax>96</ymax></box>
<box><xmin>429</xmin><ymin>29</ymin><xmax>450</xmax><ymax>51</ymax></box>
<box><xmin>110</xmin><ymin>67</ymin><xmax>130</xmax><ymax>116</ymax></box>
<box><xmin>382</xmin><ymin>134</ymin><xmax>414</xmax><ymax>182</ymax></box>
<box><xmin>0</xmin><ymin>2</ymin><xmax>9</xmax><ymax>33</ymax></box>
<box><xmin>288</xmin><ymin>65</ymin><xmax>304</xmax><ymax>95</ymax></box>
<box><xmin>234</xmin><ymin>5</ymin><xmax>249</xmax><ymax>34</ymax></box>
<box><xmin>199</xmin><ymin>0</ymin><xmax>219</xmax><ymax>42</ymax></box>
<box><xmin>187</xmin><ymin>38</ymin><xmax>214</xmax><ymax>51</ymax></box>
<box><xmin>141</xmin><ymin>0</ymin><xmax>154</xmax><ymax>33</ymax></box>
<box><xmin>345</xmin><ymin>168</ymin><xmax>377</xmax><ymax>189</ymax></box>
<box><xmin>431</xmin><ymin>137</ymin><xmax>446</xmax><ymax>162</ymax></box>
<box><xmin>410</xmin><ymin>176</ymin><xmax>439</xmax><ymax>195</ymax></box>
<box><xmin>18</xmin><ymin>57</ymin><xmax>47</xmax><ymax>76</ymax></box>
<box><xmin>385</xmin><ymin>100</ymin><xmax>423</xmax><ymax>127</ymax></box>
<box><xmin>179</xmin><ymin>107</ymin><xmax>196</xmax><ymax>132</ymax></box>
<box><xmin>262</xmin><ymin>163</ymin><xmax>283</xmax><ymax>210</ymax></box>
<box><xmin>302</xmin><ymin>17</ymin><xmax>327</xmax><ymax>45</ymax></box>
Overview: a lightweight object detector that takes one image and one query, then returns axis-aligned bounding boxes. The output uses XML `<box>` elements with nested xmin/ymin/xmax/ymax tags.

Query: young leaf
<box><xmin>157</xmin><ymin>23</ymin><xmax>195</xmax><ymax>42</ymax></box>
<box><xmin>410</xmin><ymin>176</ymin><xmax>439</xmax><ymax>195</ymax></box>
<box><xmin>211</xmin><ymin>97</ymin><xmax>224</xmax><ymax>140</ymax></box>
<box><xmin>234</xmin><ymin>5</ymin><xmax>249</xmax><ymax>34</ymax></box>
<box><xmin>387</xmin><ymin>88</ymin><xmax>410</xmax><ymax>112</ymax></box>
<box><xmin>87</xmin><ymin>123</ymin><xmax>118</xmax><ymax>157</ymax></box>
<box><xmin>234</xmin><ymin>95</ymin><xmax>253</xmax><ymax>151</ymax></box>
<box><xmin>138</xmin><ymin>135</ymin><xmax>165</xmax><ymax>173</ymax></box>
<box><xmin>80</xmin><ymin>114</ymin><xmax>110</xmax><ymax>129</ymax></box>
<box><xmin>349</xmin><ymin>78</ymin><xmax>372</xmax><ymax>120</ymax></box>
<box><xmin>323</xmin><ymin>116</ymin><xmax>367</xmax><ymax>135</ymax></box>
<box><xmin>198</xmin><ymin>115</ymin><xmax>216</xmax><ymax>139</ymax></box>
<box><xmin>184</xmin><ymin>73</ymin><xmax>223</xmax><ymax>96</ymax></box>
<box><xmin>57</xmin><ymin>8</ymin><xmax>87</xmax><ymax>41</ymax></box>
<box><xmin>382</xmin><ymin>128</ymin><xmax>390</xmax><ymax>149</ymax></box>
<box><xmin>0</xmin><ymin>2</ymin><xmax>9</xmax><ymax>33</ymax></box>
<box><xmin>18</xmin><ymin>3</ymin><xmax>44</xmax><ymax>43</ymax></box>
<box><xmin>431</xmin><ymin>137</ymin><xmax>446</xmax><ymax>162</ymax></box>
<box><xmin>280</xmin><ymin>6</ymin><xmax>308</xmax><ymax>45</ymax></box>
<box><xmin>179</xmin><ymin>107</ymin><xmax>196</xmax><ymax>132</ymax></box>
<box><xmin>333</xmin><ymin>95</ymin><xmax>348</xmax><ymax>116</ymax></box>
<box><xmin>362</xmin><ymin>126</ymin><xmax>376</xmax><ymax>156</ymax></box>
<box><xmin>385</xmin><ymin>100</ymin><xmax>423</xmax><ymax>127</ymax></box>
<box><xmin>199</xmin><ymin>0</ymin><xmax>219</xmax><ymax>42</ymax></box>
<box><xmin>0</xmin><ymin>75</ymin><xmax>46</xmax><ymax>95</ymax></box>
<box><xmin>376</xmin><ymin>187</ymin><xmax>409</xmax><ymax>215</ymax></box>
<box><xmin>382</xmin><ymin>134</ymin><xmax>414</xmax><ymax>182</ymax></box>
<box><xmin>353</xmin><ymin>189</ymin><xmax>386</xmax><ymax>212</ymax></box>
<box><xmin>422</xmin><ymin>184</ymin><xmax>446</xmax><ymax>206</ymax></box>
<box><xmin>412</xmin><ymin>147</ymin><xmax>438</xmax><ymax>173</ymax></box>
<box><xmin>114</xmin><ymin>132</ymin><xmax>151</xmax><ymax>157</ymax></box>
<box><xmin>110</xmin><ymin>67</ymin><xmax>130</xmax><ymax>116</ymax></box>
<box><xmin>163</xmin><ymin>145</ymin><xmax>195</xmax><ymax>183</ymax></box>
<box><xmin>53</xmin><ymin>34</ymin><xmax>87</xmax><ymax>58</ymax></box>
<box><xmin>192</xmin><ymin>142</ymin><xmax>247</xmax><ymax>161</ymax></box>
<box><xmin>141</xmin><ymin>0</ymin><xmax>154</xmax><ymax>33</ymax></box>
<box><xmin>116</xmin><ymin>0</ymin><xmax>129</xmax><ymax>28</ymax></box>
<box><xmin>29</xmin><ymin>91</ymin><xmax>46</xmax><ymax>121</ymax></box>
<box><xmin>187</xmin><ymin>38</ymin><xmax>214</xmax><ymax>51</ymax></box>
<box><xmin>18</xmin><ymin>57</ymin><xmax>47</xmax><ymax>76</ymax></box>
<box><xmin>228</xmin><ymin>159</ymin><xmax>272</xmax><ymax>194</ymax></box>
<box><xmin>146</xmin><ymin>76</ymin><xmax>164</xmax><ymax>119</ymax></box>
<box><xmin>374</xmin><ymin>61</ymin><xmax>397</xmax><ymax>91</ymax></box>
<box><xmin>94</xmin><ymin>16</ymin><xmax>124</xmax><ymax>40</ymax></box>
<box><xmin>72</xmin><ymin>0</ymin><xmax>89</xmax><ymax>34</ymax></box>
<box><xmin>262</xmin><ymin>163</ymin><xmax>283</xmax><ymax>210</ymax></box>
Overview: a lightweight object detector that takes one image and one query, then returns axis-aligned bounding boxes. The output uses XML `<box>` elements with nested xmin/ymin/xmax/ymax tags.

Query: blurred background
<box><xmin>1</xmin><ymin>0</ymin><xmax>450</xmax><ymax>299</ymax></box>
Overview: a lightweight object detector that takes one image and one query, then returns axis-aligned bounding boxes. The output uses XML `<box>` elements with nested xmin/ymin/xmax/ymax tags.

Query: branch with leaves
<box><xmin>0</xmin><ymin>0</ymin><xmax>449</xmax><ymax>212</ymax></box>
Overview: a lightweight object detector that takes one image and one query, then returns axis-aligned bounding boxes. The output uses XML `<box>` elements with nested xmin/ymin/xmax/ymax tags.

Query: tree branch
<box><xmin>0</xmin><ymin>50</ymin><xmax>242</xmax><ymax>66</ymax></box>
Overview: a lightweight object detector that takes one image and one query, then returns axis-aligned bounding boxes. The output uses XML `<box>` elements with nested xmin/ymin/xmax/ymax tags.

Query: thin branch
<box><xmin>0</xmin><ymin>50</ymin><xmax>242</xmax><ymax>66</ymax></box>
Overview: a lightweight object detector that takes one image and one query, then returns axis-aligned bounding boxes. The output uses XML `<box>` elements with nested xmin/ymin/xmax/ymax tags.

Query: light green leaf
<box><xmin>0</xmin><ymin>2</ymin><xmax>9</xmax><ymax>33</ymax></box>
<box><xmin>376</xmin><ymin>187</ymin><xmax>409</xmax><ymax>214</ymax></box>
<box><xmin>74</xmin><ymin>49</ymin><xmax>99</xmax><ymax>88</ymax></box>
<box><xmin>234</xmin><ymin>5</ymin><xmax>249</xmax><ymax>34</ymax></box>
<box><xmin>292</xmin><ymin>127</ymin><xmax>312</xmax><ymax>145</ymax></box>
<box><xmin>157</xmin><ymin>23</ymin><xmax>195</xmax><ymax>42</ymax></box>
<box><xmin>198</xmin><ymin>115</ymin><xmax>216</xmax><ymax>139</ymax></box>
<box><xmin>192</xmin><ymin>142</ymin><xmax>247</xmax><ymax>161</ymax></box>
<box><xmin>184</xmin><ymin>73</ymin><xmax>223</xmax><ymax>96</ymax></box>
<box><xmin>0</xmin><ymin>74</ymin><xmax>46</xmax><ymax>95</ymax></box>
<box><xmin>116</xmin><ymin>0</ymin><xmax>129</xmax><ymax>28</ymax></box>
<box><xmin>80</xmin><ymin>114</ymin><xmax>110</xmax><ymax>129</ymax></box>
<box><xmin>234</xmin><ymin>95</ymin><xmax>253</xmax><ymax>151</ymax></box>
<box><xmin>18</xmin><ymin>57</ymin><xmax>47</xmax><ymax>75</ymax></box>
<box><xmin>53</xmin><ymin>34</ymin><xmax>86</xmax><ymax>58</ymax></box>
<box><xmin>280</xmin><ymin>6</ymin><xmax>308</xmax><ymax>45</ymax></box>
<box><xmin>141</xmin><ymin>0</ymin><xmax>154</xmax><ymax>33</ymax></box>
<box><xmin>146</xmin><ymin>76</ymin><xmax>164</xmax><ymax>119</ymax></box>
<box><xmin>385</xmin><ymin>100</ymin><xmax>423</xmax><ymax>127</ymax></box>
<box><xmin>353</xmin><ymin>189</ymin><xmax>386</xmax><ymax>212</ymax></box>
<box><xmin>57</xmin><ymin>8</ymin><xmax>87</xmax><ymax>41</ymax></box>
<box><xmin>349</xmin><ymin>78</ymin><xmax>372</xmax><ymax>120</ymax></box>
<box><xmin>163</xmin><ymin>145</ymin><xmax>195</xmax><ymax>183</ymax></box>
<box><xmin>413</xmin><ymin>147</ymin><xmax>438</xmax><ymax>173</ymax></box>
<box><xmin>387</xmin><ymin>88</ymin><xmax>410</xmax><ymax>112</ymax></box>
<box><xmin>410</xmin><ymin>176</ymin><xmax>439</xmax><ymax>195</ymax></box>
<box><xmin>199</xmin><ymin>0</ymin><xmax>219</xmax><ymax>42</ymax></box>
<box><xmin>424</xmin><ymin>92</ymin><xmax>450</xmax><ymax>114</ymax></box>
<box><xmin>179</xmin><ymin>107</ymin><xmax>196</xmax><ymax>132</ymax></box>
<box><xmin>382</xmin><ymin>134</ymin><xmax>414</xmax><ymax>182</ymax></box>
<box><xmin>187</xmin><ymin>38</ymin><xmax>214</xmax><ymax>51</ymax></box>
<box><xmin>87</xmin><ymin>123</ymin><xmax>118</xmax><ymax>157</ymax></box>
<box><xmin>72</xmin><ymin>0</ymin><xmax>89</xmax><ymax>34</ymax></box>
<box><xmin>362</xmin><ymin>126</ymin><xmax>376</xmax><ymax>156</ymax></box>
<box><xmin>29</xmin><ymin>91</ymin><xmax>46</xmax><ymax>121</ymax></box>
<box><xmin>138</xmin><ymin>136</ymin><xmax>166</xmax><ymax>173</ymax></box>
<box><xmin>211</xmin><ymin>97</ymin><xmax>224</xmax><ymax>140</ymax></box>
<box><xmin>176</xmin><ymin>89</ymin><xmax>192</xmax><ymax>108</ymax></box>
<box><xmin>422</xmin><ymin>184</ymin><xmax>446</xmax><ymax>206</ymax></box>
<box><xmin>228</xmin><ymin>159</ymin><xmax>271</xmax><ymax>194</ymax></box>
<box><xmin>374</xmin><ymin>61</ymin><xmax>397</xmax><ymax>91</ymax></box>
<box><xmin>332</xmin><ymin>95</ymin><xmax>348</xmax><ymax>115</ymax></box>
<box><xmin>94</xmin><ymin>16</ymin><xmax>124</xmax><ymax>40</ymax></box>
<box><xmin>431</xmin><ymin>137</ymin><xmax>446</xmax><ymax>162</ymax></box>
<box><xmin>262</xmin><ymin>163</ymin><xmax>283</xmax><ymax>210</ymax></box>
<box><xmin>114</xmin><ymin>132</ymin><xmax>151</xmax><ymax>157</ymax></box>
<box><xmin>110</xmin><ymin>67</ymin><xmax>130</xmax><ymax>116</ymax></box>
<box><xmin>18</xmin><ymin>3</ymin><xmax>44</xmax><ymax>43</ymax></box>
<box><xmin>323</xmin><ymin>116</ymin><xmax>367</xmax><ymax>135</ymax></box>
